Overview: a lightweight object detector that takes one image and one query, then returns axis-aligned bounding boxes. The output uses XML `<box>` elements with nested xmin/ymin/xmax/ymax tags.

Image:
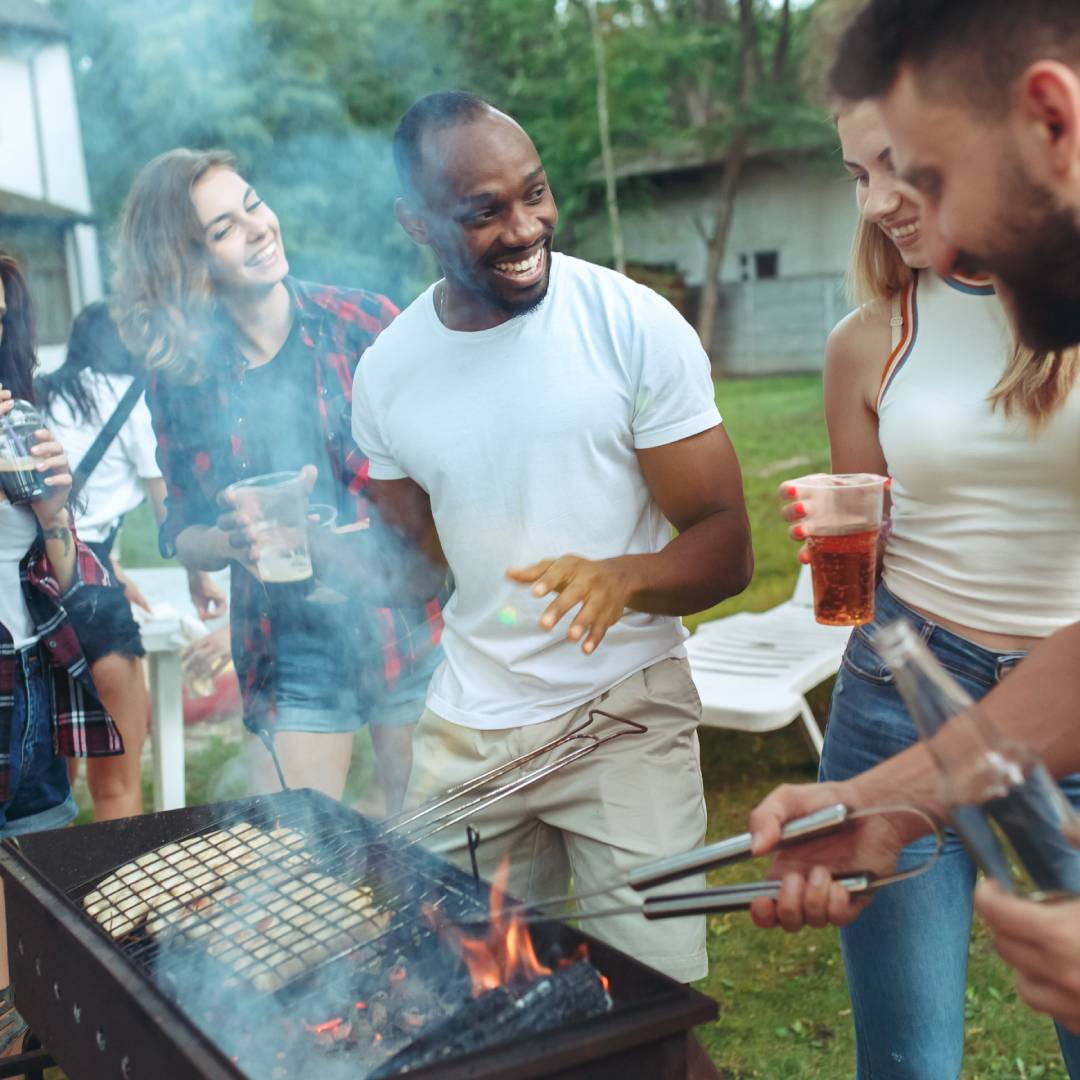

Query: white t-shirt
<box><xmin>352</xmin><ymin>252</ymin><xmax>721</xmax><ymax>729</ymax></box>
<box><xmin>45</xmin><ymin>373</ymin><xmax>162</xmax><ymax>543</ymax></box>
<box><xmin>0</xmin><ymin>501</ymin><xmax>39</xmax><ymax>646</ymax></box>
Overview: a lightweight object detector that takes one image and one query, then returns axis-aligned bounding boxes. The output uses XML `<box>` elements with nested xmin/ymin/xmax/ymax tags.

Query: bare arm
<box><xmin>506</xmin><ymin>424</ymin><xmax>753</xmax><ymax>653</ymax></box>
<box><xmin>174</xmin><ymin>524</ymin><xmax>233</xmax><ymax>573</ymax></box>
<box><xmin>28</xmin><ymin>428</ymin><xmax>77</xmax><ymax>593</ymax></box>
<box><xmin>781</xmin><ymin>304</ymin><xmax>892</xmax><ymax>559</ymax></box>
<box><xmin>308</xmin><ymin>477</ymin><xmax>448</xmax><ymax>605</ymax></box>
<box><xmin>822</xmin><ymin>304</ymin><xmax>890</xmax><ymax>476</ymax></box>
<box><xmin>745</xmin><ymin>619</ymin><xmax>1080</xmax><ymax>931</ymax></box>
<box><xmin>623</xmin><ymin>424</ymin><xmax>753</xmax><ymax>612</ymax></box>
<box><xmin>144</xmin><ymin>477</ymin><xmax>167</xmax><ymax>525</ymax></box>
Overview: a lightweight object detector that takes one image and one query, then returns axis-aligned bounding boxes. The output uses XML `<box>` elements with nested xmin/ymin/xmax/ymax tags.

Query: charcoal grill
<box><xmin>0</xmin><ymin>789</ymin><xmax>716</xmax><ymax>1079</ymax></box>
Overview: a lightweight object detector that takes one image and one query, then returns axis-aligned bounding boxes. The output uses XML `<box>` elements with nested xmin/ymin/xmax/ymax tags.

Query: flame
<box><xmin>430</xmin><ymin>858</ymin><xmax>552</xmax><ymax>996</ymax></box>
<box><xmin>303</xmin><ymin>1017</ymin><xmax>344</xmax><ymax>1035</ymax></box>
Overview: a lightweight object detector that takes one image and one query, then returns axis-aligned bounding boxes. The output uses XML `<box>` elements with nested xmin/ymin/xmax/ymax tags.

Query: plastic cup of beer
<box><xmin>0</xmin><ymin>400</ymin><xmax>48</xmax><ymax>506</ymax></box>
<box><xmin>224</xmin><ymin>471</ymin><xmax>313</xmax><ymax>584</ymax></box>
<box><xmin>787</xmin><ymin>473</ymin><xmax>887</xmax><ymax>626</ymax></box>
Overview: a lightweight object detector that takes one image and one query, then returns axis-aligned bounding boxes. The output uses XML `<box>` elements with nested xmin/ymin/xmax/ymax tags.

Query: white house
<box><xmin>0</xmin><ymin>0</ymin><xmax>102</xmax><ymax>369</ymax></box>
<box><xmin>574</xmin><ymin>143</ymin><xmax>859</xmax><ymax>375</ymax></box>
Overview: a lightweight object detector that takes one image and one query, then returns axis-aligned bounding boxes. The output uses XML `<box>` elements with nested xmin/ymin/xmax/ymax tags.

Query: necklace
<box><xmin>437</xmin><ymin>282</ymin><xmax>447</xmax><ymax>325</ymax></box>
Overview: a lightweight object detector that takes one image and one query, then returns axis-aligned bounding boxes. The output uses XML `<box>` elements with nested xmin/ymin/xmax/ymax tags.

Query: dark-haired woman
<box><xmin>0</xmin><ymin>250</ymin><xmax>121</xmax><ymax>1047</ymax></box>
<box><xmin>39</xmin><ymin>301</ymin><xmax>225</xmax><ymax>819</ymax></box>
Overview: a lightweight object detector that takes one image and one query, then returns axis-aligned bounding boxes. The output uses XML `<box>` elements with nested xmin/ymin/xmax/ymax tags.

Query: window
<box><xmin>0</xmin><ymin>223</ymin><xmax>73</xmax><ymax>346</ymax></box>
<box><xmin>754</xmin><ymin>250</ymin><xmax>779</xmax><ymax>280</ymax></box>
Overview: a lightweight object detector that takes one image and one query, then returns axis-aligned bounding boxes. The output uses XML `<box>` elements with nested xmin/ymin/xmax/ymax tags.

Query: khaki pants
<box><xmin>406</xmin><ymin>657</ymin><xmax>708</xmax><ymax>982</ymax></box>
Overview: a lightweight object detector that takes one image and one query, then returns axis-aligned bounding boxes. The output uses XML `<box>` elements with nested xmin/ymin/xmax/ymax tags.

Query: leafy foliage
<box><xmin>56</xmin><ymin>0</ymin><xmax>822</xmax><ymax>308</ymax></box>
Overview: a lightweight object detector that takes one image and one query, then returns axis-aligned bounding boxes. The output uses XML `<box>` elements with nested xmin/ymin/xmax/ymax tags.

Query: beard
<box><xmin>441</xmin><ymin>236</ymin><xmax>554</xmax><ymax>322</ymax></box>
<box><xmin>959</xmin><ymin>165</ymin><xmax>1080</xmax><ymax>352</ymax></box>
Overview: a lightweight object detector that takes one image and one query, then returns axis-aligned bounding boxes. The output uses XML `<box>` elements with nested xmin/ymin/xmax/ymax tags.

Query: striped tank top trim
<box><xmin>943</xmin><ymin>273</ymin><xmax>996</xmax><ymax>297</ymax></box>
<box><xmin>877</xmin><ymin>277</ymin><xmax>918</xmax><ymax>411</ymax></box>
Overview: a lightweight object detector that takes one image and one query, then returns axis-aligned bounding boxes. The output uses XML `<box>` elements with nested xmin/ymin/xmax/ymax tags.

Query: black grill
<box><xmin>0</xmin><ymin>789</ymin><xmax>716</xmax><ymax>1078</ymax></box>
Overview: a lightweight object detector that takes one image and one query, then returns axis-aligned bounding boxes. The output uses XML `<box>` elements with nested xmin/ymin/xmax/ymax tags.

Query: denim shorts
<box><xmin>245</xmin><ymin>603</ymin><xmax>437</xmax><ymax>735</ymax></box>
<box><xmin>0</xmin><ymin>641</ymin><xmax>77</xmax><ymax>837</ymax></box>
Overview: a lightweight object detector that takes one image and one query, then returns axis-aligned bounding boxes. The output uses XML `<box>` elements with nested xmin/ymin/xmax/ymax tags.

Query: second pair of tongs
<box><xmin>485</xmin><ymin>802</ymin><xmax>943</xmax><ymax>924</ymax></box>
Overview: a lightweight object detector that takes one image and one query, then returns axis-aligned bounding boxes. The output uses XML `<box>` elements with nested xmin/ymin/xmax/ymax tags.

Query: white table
<box><xmin>126</xmin><ymin>568</ymin><xmax>227</xmax><ymax>812</ymax></box>
<box><xmin>138</xmin><ymin>612</ymin><xmax>186</xmax><ymax>811</ymax></box>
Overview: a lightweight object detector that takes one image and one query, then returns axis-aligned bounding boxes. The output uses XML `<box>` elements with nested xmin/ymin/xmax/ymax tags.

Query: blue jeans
<box><xmin>0</xmin><ymin>642</ymin><xmax>77</xmax><ymax>837</ymax></box>
<box><xmin>821</xmin><ymin>583</ymin><xmax>1080</xmax><ymax>1079</ymax></box>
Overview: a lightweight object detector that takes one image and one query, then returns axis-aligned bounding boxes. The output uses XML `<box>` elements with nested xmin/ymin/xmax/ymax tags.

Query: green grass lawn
<box><xmin>105</xmin><ymin>373</ymin><xmax>1066</xmax><ymax>1079</ymax></box>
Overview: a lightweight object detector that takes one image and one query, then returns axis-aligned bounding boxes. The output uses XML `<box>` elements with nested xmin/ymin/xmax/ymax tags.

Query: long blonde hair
<box><xmin>991</xmin><ymin>343</ymin><xmax>1080</xmax><ymax>431</ymax></box>
<box><xmin>112</xmin><ymin>148</ymin><xmax>237</xmax><ymax>384</ymax></box>
<box><xmin>835</xmin><ymin>106</ymin><xmax>1078</xmax><ymax>430</ymax></box>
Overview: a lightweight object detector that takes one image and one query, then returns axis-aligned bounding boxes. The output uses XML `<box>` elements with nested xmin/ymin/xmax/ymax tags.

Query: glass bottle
<box><xmin>875</xmin><ymin>619</ymin><xmax>1080</xmax><ymax>899</ymax></box>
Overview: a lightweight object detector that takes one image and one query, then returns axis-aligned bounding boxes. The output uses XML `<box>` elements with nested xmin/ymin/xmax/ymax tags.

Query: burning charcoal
<box><xmin>368</xmin><ymin>961</ymin><xmax>611</xmax><ymax>1079</ymax></box>
<box><xmin>387</xmin><ymin>963</ymin><xmax>407</xmax><ymax>990</ymax></box>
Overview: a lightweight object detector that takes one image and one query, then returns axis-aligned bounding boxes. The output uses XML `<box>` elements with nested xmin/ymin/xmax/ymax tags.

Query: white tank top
<box><xmin>0</xmin><ymin>500</ymin><xmax>39</xmax><ymax>646</ymax></box>
<box><xmin>877</xmin><ymin>271</ymin><xmax>1080</xmax><ymax>637</ymax></box>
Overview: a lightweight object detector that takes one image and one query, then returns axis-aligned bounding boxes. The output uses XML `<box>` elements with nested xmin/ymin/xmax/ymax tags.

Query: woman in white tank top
<box><xmin>781</xmin><ymin>101</ymin><xmax>1080</xmax><ymax>1080</ymax></box>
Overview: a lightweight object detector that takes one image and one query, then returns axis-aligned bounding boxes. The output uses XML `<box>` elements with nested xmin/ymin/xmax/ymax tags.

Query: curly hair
<box><xmin>111</xmin><ymin>148</ymin><xmax>238</xmax><ymax>383</ymax></box>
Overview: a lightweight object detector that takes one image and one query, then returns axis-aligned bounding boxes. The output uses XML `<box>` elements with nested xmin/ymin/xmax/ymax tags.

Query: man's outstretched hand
<box><xmin>507</xmin><ymin>554</ymin><xmax>632</xmax><ymax>654</ymax></box>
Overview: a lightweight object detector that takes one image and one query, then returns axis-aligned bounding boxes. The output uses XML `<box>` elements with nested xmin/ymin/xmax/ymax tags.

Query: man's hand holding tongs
<box><xmin>747</xmin><ymin>780</ymin><xmax>908</xmax><ymax>932</ymax></box>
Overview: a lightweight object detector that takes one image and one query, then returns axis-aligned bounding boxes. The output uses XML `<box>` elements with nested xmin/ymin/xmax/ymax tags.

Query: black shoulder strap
<box><xmin>71</xmin><ymin>377</ymin><xmax>147</xmax><ymax>497</ymax></box>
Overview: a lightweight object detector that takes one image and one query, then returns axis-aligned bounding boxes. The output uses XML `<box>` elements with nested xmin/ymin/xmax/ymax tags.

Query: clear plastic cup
<box><xmin>224</xmin><ymin>471</ymin><xmax>313</xmax><ymax>584</ymax></box>
<box><xmin>784</xmin><ymin>472</ymin><xmax>888</xmax><ymax>626</ymax></box>
<box><xmin>0</xmin><ymin>400</ymin><xmax>48</xmax><ymax>505</ymax></box>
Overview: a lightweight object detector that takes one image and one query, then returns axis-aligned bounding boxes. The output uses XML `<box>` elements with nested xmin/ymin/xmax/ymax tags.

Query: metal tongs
<box><xmin>482</xmin><ymin>802</ymin><xmax>944</xmax><ymax>924</ymax></box>
<box><xmin>381</xmin><ymin>709</ymin><xmax>648</xmax><ymax>846</ymax></box>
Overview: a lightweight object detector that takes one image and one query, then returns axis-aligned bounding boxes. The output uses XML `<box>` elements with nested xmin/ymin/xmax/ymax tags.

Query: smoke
<box><xmin>56</xmin><ymin>0</ymin><xmax>450</xmax><ymax>303</ymax></box>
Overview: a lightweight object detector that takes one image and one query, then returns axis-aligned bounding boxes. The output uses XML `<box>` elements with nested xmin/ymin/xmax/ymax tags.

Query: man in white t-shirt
<box><xmin>351</xmin><ymin>91</ymin><xmax>751</xmax><ymax>1032</ymax></box>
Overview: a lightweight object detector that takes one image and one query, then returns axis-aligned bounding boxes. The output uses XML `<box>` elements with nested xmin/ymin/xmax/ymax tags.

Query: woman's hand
<box><xmin>182</xmin><ymin>625</ymin><xmax>232</xmax><ymax>690</ymax></box>
<box><xmin>778</xmin><ymin>480</ymin><xmax>813</xmax><ymax>565</ymax></box>
<box><xmin>110</xmin><ymin>559</ymin><xmax>152</xmax><ymax>613</ymax></box>
<box><xmin>779</xmin><ymin>475</ymin><xmax>892</xmax><ymax>566</ymax></box>
<box><xmin>29</xmin><ymin>427</ymin><xmax>74</xmax><ymax>527</ymax></box>
<box><xmin>187</xmin><ymin>570</ymin><xmax>227</xmax><ymax>620</ymax></box>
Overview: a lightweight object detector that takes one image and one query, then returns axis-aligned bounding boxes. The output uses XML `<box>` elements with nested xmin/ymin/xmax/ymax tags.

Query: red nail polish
<box><xmin>793</xmin><ymin>525</ymin><xmax>806</xmax><ymax>540</ymax></box>
<box><xmin>794</xmin><ymin>502</ymin><xmax>806</xmax><ymax>516</ymax></box>
<box><xmin>785</xmin><ymin>486</ymin><xmax>797</xmax><ymax>498</ymax></box>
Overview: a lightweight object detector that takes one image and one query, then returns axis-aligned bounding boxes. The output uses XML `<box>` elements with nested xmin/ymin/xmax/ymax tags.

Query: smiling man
<box><xmin>351</xmin><ymin>92</ymin><xmax>751</xmax><ymax>1041</ymax></box>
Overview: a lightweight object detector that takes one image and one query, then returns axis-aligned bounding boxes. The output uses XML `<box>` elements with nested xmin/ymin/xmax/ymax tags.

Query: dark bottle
<box><xmin>875</xmin><ymin>619</ymin><xmax>1080</xmax><ymax>899</ymax></box>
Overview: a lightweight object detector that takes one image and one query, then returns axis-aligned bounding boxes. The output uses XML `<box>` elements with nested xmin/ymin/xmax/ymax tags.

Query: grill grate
<box><xmin>1</xmin><ymin>790</ymin><xmax>717</xmax><ymax>1080</ymax></box>
<box><xmin>69</xmin><ymin>799</ymin><xmax>481</xmax><ymax>998</ymax></box>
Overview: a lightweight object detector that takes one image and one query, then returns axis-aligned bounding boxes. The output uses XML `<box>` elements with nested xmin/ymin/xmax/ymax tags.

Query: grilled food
<box><xmin>81</xmin><ymin>821</ymin><xmax>386</xmax><ymax>991</ymax></box>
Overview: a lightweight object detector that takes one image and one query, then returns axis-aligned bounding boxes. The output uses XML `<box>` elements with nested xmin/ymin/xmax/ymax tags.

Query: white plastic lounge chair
<box><xmin>685</xmin><ymin>566</ymin><xmax>853</xmax><ymax>757</ymax></box>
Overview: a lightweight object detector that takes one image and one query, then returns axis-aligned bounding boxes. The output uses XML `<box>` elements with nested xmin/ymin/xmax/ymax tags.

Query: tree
<box><xmin>634</xmin><ymin>0</ymin><xmax>820</xmax><ymax>352</ymax></box>
<box><xmin>581</xmin><ymin>0</ymin><xmax>625</xmax><ymax>274</ymax></box>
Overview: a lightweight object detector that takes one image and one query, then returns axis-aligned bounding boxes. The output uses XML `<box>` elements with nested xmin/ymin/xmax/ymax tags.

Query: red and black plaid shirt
<box><xmin>0</xmin><ymin>533</ymin><xmax>122</xmax><ymax>801</ymax></box>
<box><xmin>147</xmin><ymin>279</ymin><xmax>443</xmax><ymax>727</ymax></box>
